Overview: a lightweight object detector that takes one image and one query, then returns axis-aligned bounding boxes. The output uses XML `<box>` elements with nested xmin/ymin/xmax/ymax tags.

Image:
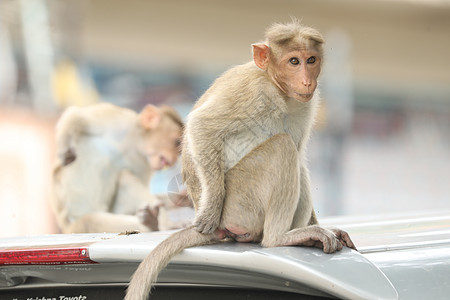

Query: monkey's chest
<box><xmin>223</xmin><ymin>119</ymin><xmax>286</xmax><ymax>172</ymax></box>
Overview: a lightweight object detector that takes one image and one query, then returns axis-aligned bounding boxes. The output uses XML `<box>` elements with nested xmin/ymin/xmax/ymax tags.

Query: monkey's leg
<box><xmin>181</xmin><ymin>149</ymin><xmax>202</xmax><ymax>210</ymax></box>
<box><xmin>290</xmin><ymin>163</ymin><xmax>315</xmax><ymax>228</ymax></box>
<box><xmin>289</xmin><ymin>166</ymin><xmax>356</xmax><ymax>251</ymax></box>
<box><xmin>221</xmin><ymin>134</ymin><xmax>351</xmax><ymax>253</ymax></box>
<box><xmin>67</xmin><ymin>212</ymin><xmax>152</xmax><ymax>233</ymax></box>
<box><xmin>221</xmin><ymin>134</ymin><xmax>300</xmax><ymax>243</ymax></box>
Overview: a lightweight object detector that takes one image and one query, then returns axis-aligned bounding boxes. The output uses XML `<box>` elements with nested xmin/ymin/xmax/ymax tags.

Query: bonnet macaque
<box><xmin>126</xmin><ymin>20</ymin><xmax>356</xmax><ymax>300</ymax></box>
<box><xmin>52</xmin><ymin>102</ymin><xmax>186</xmax><ymax>233</ymax></box>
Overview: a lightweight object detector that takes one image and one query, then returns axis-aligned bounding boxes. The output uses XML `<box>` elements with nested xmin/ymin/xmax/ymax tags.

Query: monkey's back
<box><xmin>193</xmin><ymin>62</ymin><xmax>280</xmax><ymax>110</ymax></box>
<box><xmin>52</xmin><ymin>103</ymin><xmax>152</xmax><ymax>231</ymax></box>
<box><xmin>186</xmin><ymin>61</ymin><xmax>318</xmax><ymax>172</ymax></box>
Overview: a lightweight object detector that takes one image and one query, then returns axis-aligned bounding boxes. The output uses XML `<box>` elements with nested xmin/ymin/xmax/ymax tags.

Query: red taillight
<box><xmin>0</xmin><ymin>247</ymin><xmax>98</xmax><ymax>265</ymax></box>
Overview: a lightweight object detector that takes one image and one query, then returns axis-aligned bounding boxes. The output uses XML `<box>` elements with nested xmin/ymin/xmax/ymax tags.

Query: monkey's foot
<box><xmin>328</xmin><ymin>227</ymin><xmax>357</xmax><ymax>251</ymax></box>
<box><xmin>193</xmin><ymin>210</ymin><xmax>221</xmax><ymax>234</ymax></box>
<box><xmin>298</xmin><ymin>226</ymin><xmax>357</xmax><ymax>253</ymax></box>
<box><xmin>283</xmin><ymin>226</ymin><xmax>346</xmax><ymax>254</ymax></box>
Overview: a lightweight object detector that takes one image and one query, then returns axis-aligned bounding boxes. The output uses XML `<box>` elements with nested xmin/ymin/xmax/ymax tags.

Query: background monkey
<box><xmin>126</xmin><ymin>20</ymin><xmax>356</xmax><ymax>300</ymax></box>
<box><xmin>52</xmin><ymin>102</ymin><xmax>186</xmax><ymax>233</ymax></box>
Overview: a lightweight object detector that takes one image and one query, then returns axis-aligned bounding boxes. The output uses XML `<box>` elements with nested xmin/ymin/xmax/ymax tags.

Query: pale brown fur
<box><xmin>52</xmin><ymin>102</ymin><xmax>184</xmax><ymax>233</ymax></box>
<box><xmin>126</xmin><ymin>20</ymin><xmax>356</xmax><ymax>300</ymax></box>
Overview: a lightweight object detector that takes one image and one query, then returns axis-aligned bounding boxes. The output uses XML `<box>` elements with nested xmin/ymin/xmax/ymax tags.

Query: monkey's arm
<box><xmin>187</xmin><ymin>77</ymin><xmax>279</xmax><ymax>234</ymax></box>
<box><xmin>113</xmin><ymin>170</ymin><xmax>162</xmax><ymax>215</ymax></box>
<box><xmin>114</xmin><ymin>170</ymin><xmax>193</xmax><ymax>231</ymax></box>
<box><xmin>113</xmin><ymin>170</ymin><xmax>162</xmax><ymax>232</ymax></box>
<box><xmin>186</xmin><ymin>108</ymin><xmax>228</xmax><ymax>234</ymax></box>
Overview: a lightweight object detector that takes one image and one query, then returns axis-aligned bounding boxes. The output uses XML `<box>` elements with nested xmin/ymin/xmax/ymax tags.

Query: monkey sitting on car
<box><xmin>126</xmin><ymin>20</ymin><xmax>357</xmax><ymax>300</ymax></box>
<box><xmin>52</xmin><ymin>102</ymin><xmax>188</xmax><ymax>234</ymax></box>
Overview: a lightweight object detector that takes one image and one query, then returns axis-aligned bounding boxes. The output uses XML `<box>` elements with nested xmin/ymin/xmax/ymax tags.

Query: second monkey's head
<box><xmin>138</xmin><ymin>105</ymin><xmax>184</xmax><ymax>170</ymax></box>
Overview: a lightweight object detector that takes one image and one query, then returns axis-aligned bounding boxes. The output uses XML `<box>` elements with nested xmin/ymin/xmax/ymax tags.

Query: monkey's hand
<box><xmin>137</xmin><ymin>204</ymin><xmax>161</xmax><ymax>231</ymax></box>
<box><xmin>328</xmin><ymin>227</ymin><xmax>357</xmax><ymax>251</ymax></box>
<box><xmin>193</xmin><ymin>205</ymin><xmax>222</xmax><ymax>234</ymax></box>
<box><xmin>292</xmin><ymin>225</ymin><xmax>356</xmax><ymax>254</ymax></box>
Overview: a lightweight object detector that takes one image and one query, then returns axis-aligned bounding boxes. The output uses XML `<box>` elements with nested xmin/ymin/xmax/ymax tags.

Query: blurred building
<box><xmin>0</xmin><ymin>0</ymin><xmax>449</xmax><ymax>236</ymax></box>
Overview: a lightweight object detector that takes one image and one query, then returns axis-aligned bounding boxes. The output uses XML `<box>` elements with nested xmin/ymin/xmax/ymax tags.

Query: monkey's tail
<box><xmin>125</xmin><ymin>226</ymin><xmax>219</xmax><ymax>300</ymax></box>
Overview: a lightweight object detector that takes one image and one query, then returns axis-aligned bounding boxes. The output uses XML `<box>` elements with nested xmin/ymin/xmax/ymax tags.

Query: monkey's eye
<box><xmin>175</xmin><ymin>139</ymin><xmax>181</xmax><ymax>148</ymax></box>
<box><xmin>307</xmin><ymin>56</ymin><xmax>316</xmax><ymax>64</ymax></box>
<box><xmin>289</xmin><ymin>57</ymin><xmax>300</xmax><ymax>65</ymax></box>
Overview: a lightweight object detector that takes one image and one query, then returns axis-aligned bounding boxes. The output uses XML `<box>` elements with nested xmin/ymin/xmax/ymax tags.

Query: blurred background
<box><xmin>0</xmin><ymin>0</ymin><xmax>449</xmax><ymax>237</ymax></box>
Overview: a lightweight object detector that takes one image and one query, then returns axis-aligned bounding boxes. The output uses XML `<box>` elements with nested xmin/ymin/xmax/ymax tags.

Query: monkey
<box><xmin>125</xmin><ymin>20</ymin><xmax>356</xmax><ymax>300</ymax></box>
<box><xmin>51</xmin><ymin>102</ymin><xmax>186</xmax><ymax>234</ymax></box>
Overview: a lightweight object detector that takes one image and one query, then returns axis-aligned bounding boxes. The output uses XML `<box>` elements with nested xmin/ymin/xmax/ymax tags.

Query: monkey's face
<box><xmin>143</xmin><ymin>117</ymin><xmax>182</xmax><ymax>171</ymax></box>
<box><xmin>269</xmin><ymin>48</ymin><xmax>321</xmax><ymax>103</ymax></box>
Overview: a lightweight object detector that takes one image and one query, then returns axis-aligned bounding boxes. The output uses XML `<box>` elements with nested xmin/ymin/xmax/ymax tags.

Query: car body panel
<box><xmin>323</xmin><ymin>212</ymin><xmax>450</xmax><ymax>299</ymax></box>
<box><xmin>0</xmin><ymin>212</ymin><xmax>449</xmax><ymax>300</ymax></box>
<box><xmin>90</xmin><ymin>233</ymin><xmax>398</xmax><ymax>300</ymax></box>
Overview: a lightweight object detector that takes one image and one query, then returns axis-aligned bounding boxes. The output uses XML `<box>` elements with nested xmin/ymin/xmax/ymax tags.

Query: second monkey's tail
<box><xmin>125</xmin><ymin>227</ymin><xmax>219</xmax><ymax>300</ymax></box>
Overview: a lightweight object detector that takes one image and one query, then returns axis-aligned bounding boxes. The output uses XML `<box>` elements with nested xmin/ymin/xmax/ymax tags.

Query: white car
<box><xmin>0</xmin><ymin>212</ymin><xmax>449</xmax><ymax>300</ymax></box>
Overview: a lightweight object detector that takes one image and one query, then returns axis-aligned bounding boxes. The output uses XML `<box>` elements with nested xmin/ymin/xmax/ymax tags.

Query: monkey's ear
<box><xmin>252</xmin><ymin>43</ymin><xmax>270</xmax><ymax>70</ymax></box>
<box><xmin>139</xmin><ymin>105</ymin><xmax>161</xmax><ymax>129</ymax></box>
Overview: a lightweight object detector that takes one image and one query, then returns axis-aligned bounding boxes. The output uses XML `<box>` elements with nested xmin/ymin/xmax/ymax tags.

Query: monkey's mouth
<box><xmin>295</xmin><ymin>93</ymin><xmax>313</xmax><ymax>101</ymax></box>
<box><xmin>159</xmin><ymin>156</ymin><xmax>170</xmax><ymax>169</ymax></box>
